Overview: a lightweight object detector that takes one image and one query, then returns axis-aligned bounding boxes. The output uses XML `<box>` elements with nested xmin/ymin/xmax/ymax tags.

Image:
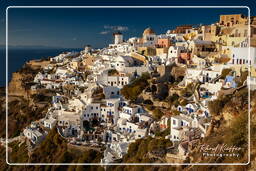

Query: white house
<box><xmin>101</xmin><ymin>98</ymin><xmax>120</xmax><ymax>124</ymax></box>
<box><xmin>97</xmin><ymin>70</ymin><xmax>132</xmax><ymax>88</ymax></box>
<box><xmin>103</xmin><ymin>86</ymin><xmax>120</xmax><ymax>99</ymax></box>
<box><xmin>23</xmin><ymin>128</ymin><xmax>45</xmax><ymax>144</ymax></box>
<box><xmin>191</xmin><ymin>55</ymin><xmax>206</xmax><ymax>69</ymax></box>
<box><xmin>200</xmin><ymin>68</ymin><xmax>222</xmax><ymax>83</ymax></box>
<box><xmin>168</xmin><ymin>46</ymin><xmax>185</xmax><ymax>61</ymax></box>
<box><xmin>113</xmin><ymin>32</ymin><xmax>123</xmax><ymax>44</ymax></box>
<box><xmin>117</xmin><ymin>119</ymin><xmax>147</xmax><ymax>139</ymax></box>
<box><xmin>106</xmin><ymin>73</ymin><xmax>131</xmax><ymax>88</ymax></box>
<box><xmin>170</xmin><ymin>115</ymin><xmax>193</xmax><ymax>141</ymax></box>
<box><xmin>58</xmin><ymin>110</ymin><xmax>81</xmax><ymax>128</ymax></box>
<box><xmin>110</xmin><ymin>142</ymin><xmax>129</xmax><ymax>158</ymax></box>
<box><xmin>142</xmin><ymin>27</ymin><xmax>157</xmax><ymax>47</ymax></box>
<box><xmin>82</xmin><ymin>103</ymin><xmax>101</xmax><ymax>121</ymax></box>
<box><xmin>112</xmin><ymin>56</ymin><xmax>134</xmax><ymax>72</ymax></box>
<box><xmin>119</xmin><ymin>106</ymin><xmax>140</xmax><ymax>120</ymax></box>
<box><xmin>34</xmin><ymin>72</ymin><xmax>45</xmax><ymax>83</ymax></box>
<box><xmin>227</xmin><ymin>46</ymin><xmax>255</xmax><ymax>66</ymax></box>
<box><xmin>44</xmin><ymin>117</ymin><xmax>57</xmax><ymax>129</ymax></box>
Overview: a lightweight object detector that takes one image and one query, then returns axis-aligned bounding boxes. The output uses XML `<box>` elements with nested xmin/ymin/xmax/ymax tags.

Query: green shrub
<box><xmin>208</xmin><ymin>96</ymin><xmax>230</xmax><ymax>116</ymax></box>
<box><xmin>152</xmin><ymin>108</ymin><xmax>164</xmax><ymax>120</ymax></box>
<box><xmin>121</xmin><ymin>73</ymin><xmax>150</xmax><ymax>101</ymax></box>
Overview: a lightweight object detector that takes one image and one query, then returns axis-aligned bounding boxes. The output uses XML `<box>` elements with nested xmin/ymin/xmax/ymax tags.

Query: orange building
<box><xmin>156</xmin><ymin>38</ymin><xmax>171</xmax><ymax>48</ymax></box>
<box><xmin>172</xmin><ymin>25</ymin><xmax>192</xmax><ymax>34</ymax></box>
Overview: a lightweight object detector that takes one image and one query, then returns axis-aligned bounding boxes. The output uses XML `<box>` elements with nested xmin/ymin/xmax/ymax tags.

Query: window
<box><xmin>244</xmin><ymin>29</ymin><xmax>248</xmax><ymax>37</ymax></box>
<box><xmin>173</xmin><ymin>119</ymin><xmax>176</xmax><ymax>125</ymax></box>
<box><xmin>235</xmin><ymin>29</ymin><xmax>239</xmax><ymax>37</ymax></box>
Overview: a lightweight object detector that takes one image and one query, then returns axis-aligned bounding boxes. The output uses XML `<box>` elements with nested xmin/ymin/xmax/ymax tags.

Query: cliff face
<box><xmin>8</xmin><ymin>72</ymin><xmax>29</xmax><ymax>98</ymax></box>
<box><xmin>8</xmin><ymin>59</ymin><xmax>49</xmax><ymax>98</ymax></box>
<box><xmin>186</xmin><ymin>88</ymin><xmax>253</xmax><ymax>171</ymax></box>
<box><xmin>1</xmin><ymin>59</ymin><xmax>51</xmax><ymax>138</ymax></box>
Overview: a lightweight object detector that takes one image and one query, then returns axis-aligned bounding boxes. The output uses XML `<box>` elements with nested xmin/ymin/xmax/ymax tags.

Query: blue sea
<box><xmin>0</xmin><ymin>48</ymin><xmax>82</xmax><ymax>87</ymax></box>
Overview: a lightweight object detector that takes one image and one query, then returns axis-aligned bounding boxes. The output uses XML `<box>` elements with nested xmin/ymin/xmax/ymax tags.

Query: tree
<box><xmin>220</xmin><ymin>68</ymin><xmax>232</xmax><ymax>79</ymax></box>
<box><xmin>152</xmin><ymin>108</ymin><xmax>164</xmax><ymax>120</ymax></box>
<box><xmin>121</xmin><ymin>73</ymin><xmax>150</xmax><ymax>101</ymax></box>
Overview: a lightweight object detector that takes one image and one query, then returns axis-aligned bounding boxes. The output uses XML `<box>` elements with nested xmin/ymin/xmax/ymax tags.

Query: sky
<box><xmin>2</xmin><ymin>7</ymin><xmax>250</xmax><ymax>49</ymax></box>
<box><xmin>0</xmin><ymin>0</ymin><xmax>255</xmax><ymax>49</ymax></box>
<box><xmin>0</xmin><ymin>0</ymin><xmax>255</xmax><ymax>86</ymax></box>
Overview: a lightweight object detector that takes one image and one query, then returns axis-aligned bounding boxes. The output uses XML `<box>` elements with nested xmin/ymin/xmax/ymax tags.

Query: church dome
<box><xmin>143</xmin><ymin>27</ymin><xmax>155</xmax><ymax>35</ymax></box>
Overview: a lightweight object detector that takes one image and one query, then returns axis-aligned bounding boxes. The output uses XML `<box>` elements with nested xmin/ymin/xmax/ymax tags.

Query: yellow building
<box><xmin>156</xmin><ymin>47</ymin><xmax>168</xmax><ymax>56</ymax></box>
<box><xmin>130</xmin><ymin>52</ymin><xmax>147</xmax><ymax>64</ymax></box>
<box><xmin>201</xmin><ymin>24</ymin><xmax>220</xmax><ymax>41</ymax></box>
<box><xmin>69</xmin><ymin>61</ymin><xmax>79</xmax><ymax>70</ymax></box>
<box><xmin>219</xmin><ymin>14</ymin><xmax>248</xmax><ymax>27</ymax></box>
<box><xmin>137</xmin><ymin>46</ymin><xmax>156</xmax><ymax>56</ymax></box>
<box><xmin>211</xmin><ymin>18</ymin><xmax>249</xmax><ymax>47</ymax></box>
<box><xmin>250</xmin><ymin>16</ymin><xmax>256</xmax><ymax>47</ymax></box>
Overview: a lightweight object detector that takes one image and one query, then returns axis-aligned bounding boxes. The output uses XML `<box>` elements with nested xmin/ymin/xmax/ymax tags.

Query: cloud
<box><xmin>100</xmin><ymin>25</ymin><xmax>128</xmax><ymax>35</ymax></box>
<box><xmin>72</xmin><ymin>37</ymin><xmax>77</xmax><ymax>41</ymax></box>
<box><xmin>99</xmin><ymin>31</ymin><xmax>110</xmax><ymax>35</ymax></box>
<box><xmin>116</xmin><ymin>26</ymin><xmax>129</xmax><ymax>31</ymax></box>
<box><xmin>104</xmin><ymin>25</ymin><xmax>128</xmax><ymax>31</ymax></box>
